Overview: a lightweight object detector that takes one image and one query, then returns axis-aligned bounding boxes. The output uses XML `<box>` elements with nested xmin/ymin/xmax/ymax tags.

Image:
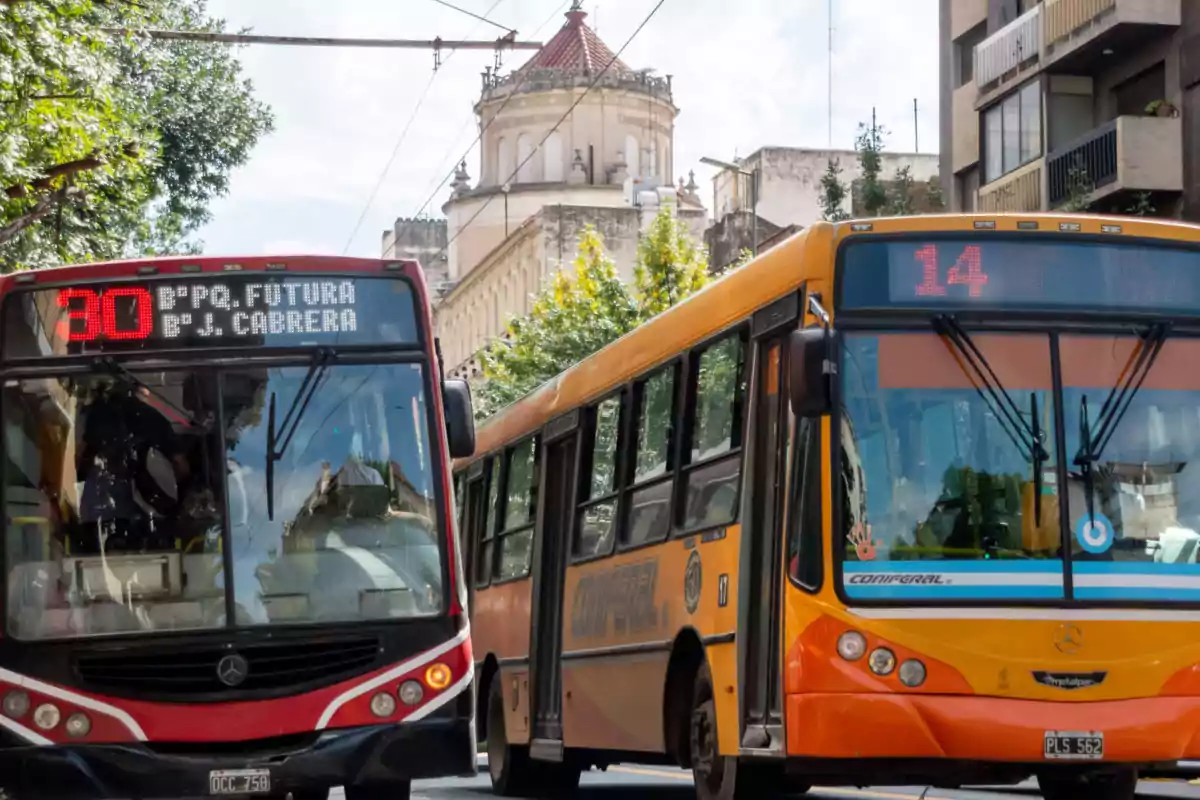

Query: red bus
<box><xmin>0</xmin><ymin>256</ymin><xmax>476</xmax><ymax>800</ymax></box>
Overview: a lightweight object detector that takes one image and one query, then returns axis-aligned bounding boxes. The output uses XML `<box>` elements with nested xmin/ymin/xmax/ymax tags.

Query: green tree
<box><xmin>475</xmin><ymin>226</ymin><xmax>640</xmax><ymax>418</ymax></box>
<box><xmin>1</xmin><ymin>0</ymin><xmax>272</xmax><ymax>270</ymax></box>
<box><xmin>1059</xmin><ymin>158</ymin><xmax>1094</xmax><ymax>213</ymax></box>
<box><xmin>819</xmin><ymin>158</ymin><xmax>850</xmax><ymax>221</ymax></box>
<box><xmin>476</xmin><ymin>207</ymin><xmax>714</xmax><ymax>419</ymax></box>
<box><xmin>633</xmin><ymin>204</ymin><xmax>710</xmax><ymax>320</ymax></box>
<box><xmin>888</xmin><ymin>165</ymin><xmax>916</xmax><ymax>216</ymax></box>
<box><xmin>926</xmin><ymin>176</ymin><xmax>946</xmax><ymax>212</ymax></box>
<box><xmin>855</xmin><ymin>115</ymin><xmax>889</xmax><ymax>217</ymax></box>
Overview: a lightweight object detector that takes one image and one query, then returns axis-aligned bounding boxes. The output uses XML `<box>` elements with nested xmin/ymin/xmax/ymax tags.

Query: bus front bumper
<box><xmin>0</xmin><ymin>717</ymin><xmax>476</xmax><ymax>800</ymax></box>
<box><xmin>787</xmin><ymin>692</ymin><xmax>1200</xmax><ymax>764</ymax></box>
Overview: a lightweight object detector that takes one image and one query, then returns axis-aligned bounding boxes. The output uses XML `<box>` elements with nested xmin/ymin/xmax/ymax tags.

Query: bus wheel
<box><xmin>344</xmin><ymin>781</ymin><xmax>410</xmax><ymax>800</ymax></box>
<box><xmin>689</xmin><ymin>663</ymin><xmax>777</xmax><ymax>800</ymax></box>
<box><xmin>486</xmin><ymin>676</ymin><xmax>533</xmax><ymax>796</ymax></box>
<box><xmin>1037</xmin><ymin>769</ymin><xmax>1137</xmax><ymax>800</ymax></box>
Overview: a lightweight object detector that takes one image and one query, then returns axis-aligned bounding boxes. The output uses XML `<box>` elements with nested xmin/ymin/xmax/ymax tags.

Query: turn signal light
<box><xmin>898</xmin><ymin>659</ymin><xmax>927</xmax><ymax>688</ymax></box>
<box><xmin>65</xmin><ymin>712</ymin><xmax>91</xmax><ymax>738</ymax></box>
<box><xmin>425</xmin><ymin>663</ymin><xmax>452</xmax><ymax>690</ymax></box>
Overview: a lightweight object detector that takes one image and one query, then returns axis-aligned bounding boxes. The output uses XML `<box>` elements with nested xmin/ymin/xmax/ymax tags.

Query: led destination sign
<box><xmin>3</xmin><ymin>275</ymin><xmax>419</xmax><ymax>358</ymax></box>
<box><xmin>839</xmin><ymin>237</ymin><xmax>1200</xmax><ymax>314</ymax></box>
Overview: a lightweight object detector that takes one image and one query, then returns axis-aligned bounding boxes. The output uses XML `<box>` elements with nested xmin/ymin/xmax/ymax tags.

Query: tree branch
<box><xmin>0</xmin><ymin>186</ymin><xmax>79</xmax><ymax>245</ymax></box>
<box><xmin>4</xmin><ymin>142</ymin><xmax>139</xmax><ymax>199</ymax></box>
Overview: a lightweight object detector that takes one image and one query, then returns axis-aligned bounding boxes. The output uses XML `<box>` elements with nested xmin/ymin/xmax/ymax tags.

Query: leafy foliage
<box><xmin>1</xmin><ymin>0</ymin><xmax>272</xmax><ymax>271</ymax></box>
<box><xmin>855</xmin><ymin>116</ymin><xmax>889</xmax><ymax>217</ymax></box>
<box><xmin>475</xmin><ymin>206</ymin><xmax>715</xmax><ymax>419</ymax></box>
<box><xmin>819</xmin><ymin>158</ymin><xmax>849</xmax><ymax>222</ymax></box>
<box><xmin>888</xmin><ymin>165</ymin><xmax>916</xmax><ymax>216</ymax></box>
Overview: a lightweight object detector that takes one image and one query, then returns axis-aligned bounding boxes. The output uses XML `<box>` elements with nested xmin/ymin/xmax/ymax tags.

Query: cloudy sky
<box><xmin>196</xmin><ymin>0</ymin><xmax>939</xmax><ymax>258</ymax></box>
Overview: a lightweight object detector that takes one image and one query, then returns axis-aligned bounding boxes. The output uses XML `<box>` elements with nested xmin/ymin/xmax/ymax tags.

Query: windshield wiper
<box><xmin>93</xmin><ymin>356</ymin><xmax>202</xmax><ymax>429</ymax></box>
<box><xmin>266</xmin><ymin>348</ymin><xmax>335</xmax><ymax>521</ymax></box>
<box><xmin>1073</xmin><ymin>323</ymin><xmax>1170</xmax><ymax>528</ymax></box>
<box><xmin>932</xmin><ymin>315</ymin><xmax>1050</xmax><ymax>523</ymax></box>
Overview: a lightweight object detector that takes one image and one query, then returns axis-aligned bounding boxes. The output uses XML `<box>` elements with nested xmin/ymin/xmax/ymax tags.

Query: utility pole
<box><xmin>828</xmin><ymin>0</ymin><xmax>833</xmax><ymax>148</ymax></box>
<box><xmin>914</xmin><ymin>98</ymin><xmax>919</xmax><ymax>153</ymax></box>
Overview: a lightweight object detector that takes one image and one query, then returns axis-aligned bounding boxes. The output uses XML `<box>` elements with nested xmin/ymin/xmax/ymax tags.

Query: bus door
<box><xmin>737</xmin><ymin>291</ymin><xmax>803</xmax><ymax>755</ymax></box>
<box><xmin>463</xmin><ymin>460</ymin><xmax>490</xmax><ymax>615</ymax></box>
<box><xmin>527</xmin><ymin>410</ymin><xmax>580</xmax><ymax>762</ymax></box>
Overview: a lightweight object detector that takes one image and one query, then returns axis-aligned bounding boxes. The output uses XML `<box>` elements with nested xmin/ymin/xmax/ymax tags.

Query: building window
<box><xmin>983</xmin><ymin>79</ymin><xmax>1042</xmax><ymax>184</ymax></box>
<box><xmin>955</xmin><ymin>22</ymin><xmax>986</xmax><ymax>89</ymax></box>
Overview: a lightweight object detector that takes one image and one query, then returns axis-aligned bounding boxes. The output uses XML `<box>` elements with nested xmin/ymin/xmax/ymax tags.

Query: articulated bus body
<box><xmin>0</xmin><ymin>256</ymin><xmax>477</xmax><ymax>800</ymax></box>
<box><xmin>458</xmin><ymin>214</ymin><xmax>1200</xmax><ymax>800</ymax></box>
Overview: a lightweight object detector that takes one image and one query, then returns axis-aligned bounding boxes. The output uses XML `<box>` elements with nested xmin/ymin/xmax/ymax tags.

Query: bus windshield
<box><xmin>3</xmin><ymin>361</ymin><xmax>443</xmax><ymax>639</ymax></box>
<box><xmin>839</xmin><ymin>330</ymin><xmax>1200</xmax><ymax>604</ymax></box>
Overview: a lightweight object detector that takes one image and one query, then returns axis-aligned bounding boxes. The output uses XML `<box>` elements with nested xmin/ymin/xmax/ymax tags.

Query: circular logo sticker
<box><xmin>1075</xmin><ymin>512</ymin><xmax>1115</xmax><ymax>554</ymax></box>
<box><xmin>684</xmin><ymin>549</ymin><xmax>702</xmax><ymax>614</ymax></box>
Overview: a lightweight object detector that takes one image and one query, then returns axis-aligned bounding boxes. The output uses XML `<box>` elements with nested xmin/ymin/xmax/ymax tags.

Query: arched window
<box><xmin>497</xmin><ymin>137</ymin><xmax>513</xmax><ymax>185</ymax></box>
<box><xmin>516</xmin><ymin>133</ymin><xmax>534</xmax><ymax>183</ymax></box>
<box><xmin>543</xmin><ymin>131</ymin><xmax>564</xmax><ymax>182</ymax></box>
<box><xmin>625</xmin><ymin>134</ymin><xmax>640</xmax><ymax>178</ymax></box>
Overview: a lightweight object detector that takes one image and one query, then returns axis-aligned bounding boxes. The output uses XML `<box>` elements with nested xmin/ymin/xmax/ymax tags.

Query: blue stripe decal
<box><xmin>843</xmin><ymin>584</ymin><xmax>1065</xmax><ymax>600</ymax></box>
<box><xmin>843</xmin><ymin>560</ymin><xmax>1063</xmax><ymax>574</ymax></box>
<box><xmin>1074</xmin><ymin>587</ymin><xmax>1200</xmax><ymax>600</ymax></box>
<box><xmin>1073</xmin><ymin>562</ymin><xmax>1200</xmax><ymax>576</ymax></box>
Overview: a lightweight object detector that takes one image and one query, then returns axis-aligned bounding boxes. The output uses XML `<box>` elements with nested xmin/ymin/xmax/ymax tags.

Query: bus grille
<box><xmin>74</xmin><ymin>635</ymin><xmax>382</xmax><ymax>698</ymax></box>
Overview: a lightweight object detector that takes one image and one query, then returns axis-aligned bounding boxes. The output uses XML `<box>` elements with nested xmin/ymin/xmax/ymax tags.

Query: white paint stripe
<box><xmin>404</xmin><ymin>661</ymin><xmax>474</xmax><ymax>723</ymax></box>
<box><xmin>845</xmin><ymin>573</ymin><xmax>1062</xmax><ymax>586</ymax></box>
<box><xmin>315</xmin><ymin>623</ymin><xmax>470</xmax><ymax>730</ymax></box>
<box><xmin>847</xmin><ymin>607</ymin><xmax>1200</xmax><ymax>622</ymax></box>
<box><xmin>0</xmin><ymin>711</ymin><xmax>52</xmax><ymax>745</ymax></box>
<box><xmin>0</xmin><ymin>667</ymin><xmax>146</xmax><ymax>741</ymax></box>
<box><xmin>1075</xmin><ymin>574</ymin><xmax>1200</xmax><ymax>589</ymax></box>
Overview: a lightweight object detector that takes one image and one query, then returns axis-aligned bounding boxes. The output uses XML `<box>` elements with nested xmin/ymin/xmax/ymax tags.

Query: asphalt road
<box><xmin>324</xmin><ymin>758</ymin><xmax>1200</xmax><ymax>800</ymax></box>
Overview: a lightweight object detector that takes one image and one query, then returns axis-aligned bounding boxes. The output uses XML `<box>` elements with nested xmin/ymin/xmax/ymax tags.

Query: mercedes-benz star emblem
<box><xmin>1053</xmin><ymin>623</ymin><xmax>1083</xmax><ymax>654</ymax></box>
<box><xmin>216</xmin><ymin>653</ymin><xmax>249</xmax><ymax>687</ymax></box>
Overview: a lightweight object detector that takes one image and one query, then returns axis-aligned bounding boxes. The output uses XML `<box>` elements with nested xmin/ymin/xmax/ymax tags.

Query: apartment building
<box><xmin>939</xmin><ymin>0</ymin><xmax>1200</xmax><ymax>219</ymax></box>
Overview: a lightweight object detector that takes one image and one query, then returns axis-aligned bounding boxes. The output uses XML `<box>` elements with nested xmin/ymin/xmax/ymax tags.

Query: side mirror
<box><xmin>787</xmin><ymin>326</ymin><xmax>838</xmax><ymax>418</ymax></box>
<box><xmin>443</xmin><ymin>379</ymin><xmax>476</xmax><ymax>459</ymax></box>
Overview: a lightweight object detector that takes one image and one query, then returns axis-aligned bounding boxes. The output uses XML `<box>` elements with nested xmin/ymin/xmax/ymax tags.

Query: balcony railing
<box><xmin>978</xmin><ymin>159</ymin><xmax>1044</xmax><ymax>213</ymax></box>
<box><xmin>1047</xmin><ymin>120</ymin><xmax>1117</xmax><ymax>207</ymax></box>
<box><xmin>1047</xmin><ymin>115</ymin><xmax>1183</xmax><ymax>207</ymax></box>
<box><xmin>974</xmin><ymin>4</ymin><xmax>1042</xmax><ymax>89</ymax></box>
<box><xmin>1043</xmin><ymin>0</ymin><xmax>1116</xmax><ymax>47</ymax></box>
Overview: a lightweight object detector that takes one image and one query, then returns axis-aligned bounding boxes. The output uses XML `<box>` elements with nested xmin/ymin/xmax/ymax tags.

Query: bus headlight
<box><xmin>32</xmin><ymin>703</ymin><xmax>60</xmax><ymax>730</ymax></box>
<box><xmin>898</xmin><ymin>660</ymin><xmax>927</xmax><ymax>688</ymax></box>
<box><xmin>370</xmin><ymin>692</ymin><xmax>396</xmax><ymax>718</ymax></box>
<box><xmin>425</xmin><ymin>663</ymin><xmax>452</xmax><ymax>690</ymax></box>
<box><xmin>836</xmin><ymin>631</ymin><xmax>867</xmax><ymax>661</ymax></box>
<box><xmin>2</xmin><ymin>691</ymin><xmax>29</xmax><ymax>719</ymax></box>
<box><xmin>398</xmin><ymin>680</ymin><xmax>424</xmax><ymax>706</ymax></box>
<box><xmin>65</xmin><ymin>712</ymin><xmax>91</xmax><ymax>738</ymax></box>
<box><xmin>868</xmin><ymin>648</ymin><xmax>896</xmax><ymax>676</ymax></box>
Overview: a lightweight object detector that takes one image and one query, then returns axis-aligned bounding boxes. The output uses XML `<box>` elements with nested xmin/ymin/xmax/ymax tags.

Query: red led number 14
<box><xmin>914</xmin><ymin>244</ymin><xmax>989</xmax><ymax>298</ymax></box>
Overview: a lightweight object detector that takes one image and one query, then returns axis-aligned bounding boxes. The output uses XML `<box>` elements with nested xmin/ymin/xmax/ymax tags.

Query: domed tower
<box><xmin>443</xmin><ymin>2</ymin><xmax>677</xmax><ymax>282</ymax></box>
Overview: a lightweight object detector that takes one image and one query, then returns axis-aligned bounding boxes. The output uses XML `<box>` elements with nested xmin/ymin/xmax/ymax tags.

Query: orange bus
<box><xmin>457</xmin><ymin>213</ymin><xmax>1200</xmax><ymax>800</ymax></box>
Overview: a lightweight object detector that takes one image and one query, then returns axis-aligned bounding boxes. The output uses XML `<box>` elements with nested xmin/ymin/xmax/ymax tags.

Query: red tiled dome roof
<box><xmin>524</xmin><ymin>8</ymin><xmax>627</xmax><ymax>75</ymax></box>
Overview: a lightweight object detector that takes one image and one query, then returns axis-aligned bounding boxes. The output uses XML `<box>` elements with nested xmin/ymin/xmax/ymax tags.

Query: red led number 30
<box><xmin>56</xmin><ymin>287</ymin><xmax>153</xmax><ymax>342</ymax></box>
<box><xmin>914</xmin><ymin>244</ymin><xmax>989</xmax><ymax>298</ymax></box>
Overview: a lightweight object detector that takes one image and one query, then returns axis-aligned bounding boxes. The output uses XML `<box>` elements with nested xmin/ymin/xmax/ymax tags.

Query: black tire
<box><xmin>344</xmin><ymin>782</ymin><xmax>410</xmax><ymax>800</ymax></box>
<box><xmin>1037</xmin><ymin>769</ymin><xmax>1137</xmax><ymax>800</ymax></box>
<box><xmin>271</xmin><ymin>790</ymin><xmax>330</xmax><ymax>800</ymax></box>
<box><xmin>487</xmin><ymin>676</ymin><xmax>534</xmax><ymax>796</ymax></box>
<box><xmin>689</xmin><ymin>662</ymin><xmax>784</xmax><ymax>800</ymax></box>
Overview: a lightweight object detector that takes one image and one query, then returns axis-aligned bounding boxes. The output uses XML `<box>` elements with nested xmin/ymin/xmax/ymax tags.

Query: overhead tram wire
<box><xmin>431</xmin><ymin>0</ymin><xmax>516</xmax><ymax>32</ymax></box>
<box><xmin>341</xmin><ymin>0</ymin><xmax>508</xmax><ymax>255</ymax></box>
<box><xmin>405</xmin><ymin>0</ymin><xmax>573</xmax><ymax>222</ymax></box>
<box><xmin>432</xmin><ymin>0</ymin><xmax>668</xmax><ymax>263</ymax></box>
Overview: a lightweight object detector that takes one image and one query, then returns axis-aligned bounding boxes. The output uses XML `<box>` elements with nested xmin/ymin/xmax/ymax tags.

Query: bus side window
<box><xmin>789</xmin><ymin>418</ymin><xmax>823</xmax><ymax>590</ymax></box>
<box><xmin>620</xmin><ymin>364</ymin><xmax>680</xmax><ymax>548</ymax></box>
<box><xmin>493</xmin><ymin>436</ymin><xmax>538</xmax><ymax>581</ymax></box>
<box><xmin>679</xmin><ymin>329</ymin><xmax>748</xmax><ymax>532</ymax></box>
<box><xmin>574</xmin><ymin>393</ymin><xmax>623</xmax><ymax>561</ymax></box>
<box><xmin>475</xmin><ymin>457</ymin><xmax>500</xmax><ymax>588</ymax></box>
